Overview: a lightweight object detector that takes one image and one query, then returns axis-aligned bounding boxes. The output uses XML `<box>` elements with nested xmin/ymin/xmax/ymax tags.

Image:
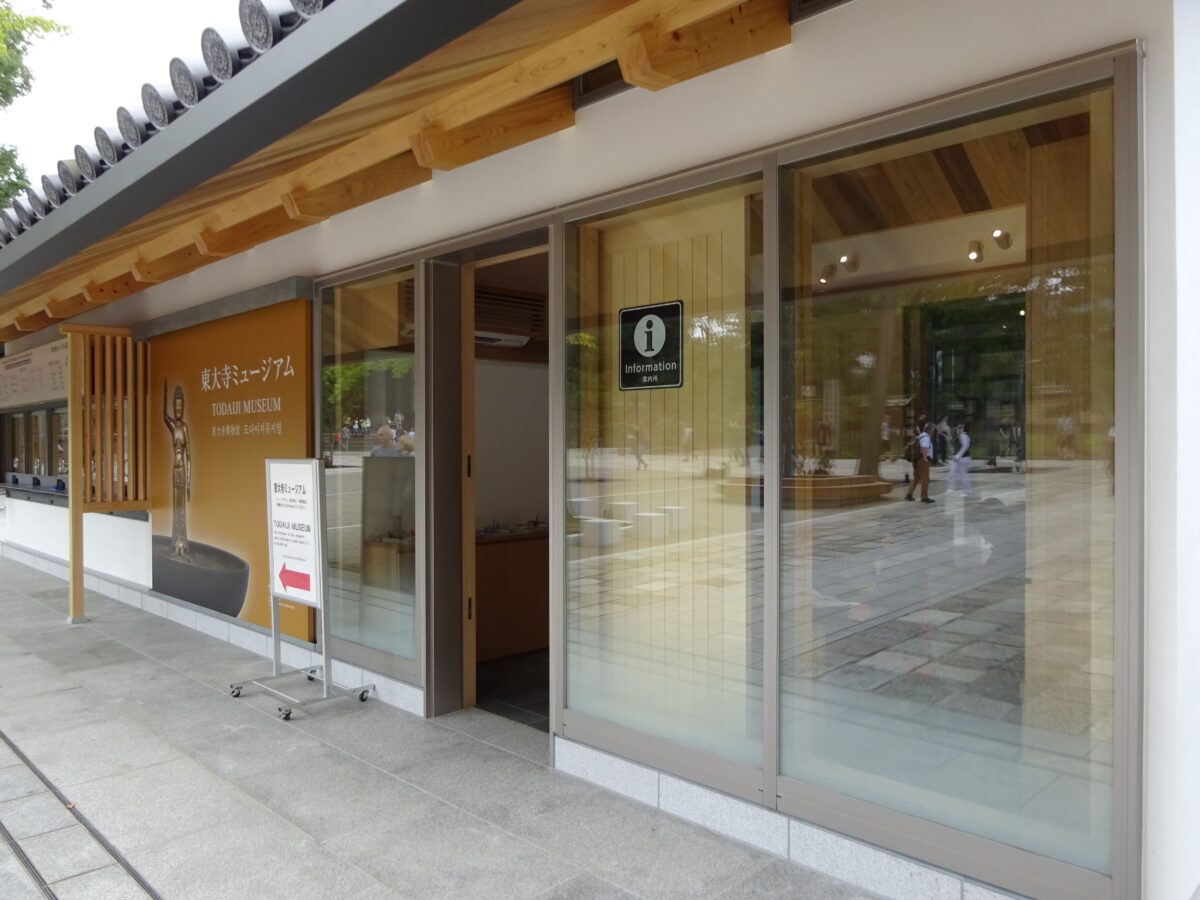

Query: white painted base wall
<box><xmin>554</xmin><ymin>737</ymin><xmax>1020</xmax><ymax>900</ymax></box>
<box><xmin>0</xmin><ymin>540</ymin><xmax>424</xmax><ymax>718</ymax></box>
<box><xmin>5</xmin><ymin>498</ymin><xmax>152</xmax><ymax>587</ymax></box>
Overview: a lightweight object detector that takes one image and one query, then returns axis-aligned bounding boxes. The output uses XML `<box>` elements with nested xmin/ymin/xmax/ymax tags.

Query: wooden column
<box><xmin>67</xmin><ymin>332</ymin><xmax>86</xmax><ymax>623</ymax></box>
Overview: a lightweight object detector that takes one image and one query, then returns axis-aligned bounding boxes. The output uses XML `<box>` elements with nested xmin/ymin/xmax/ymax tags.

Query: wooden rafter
<box><xmin>0</xmin><ymin>0</ymin><xmax>773</xmax><ymax>338</ymax></box>
<box><xmin>411</xmin><ymin>85</ymin><xmax>575</xmax><ymax>171</ymax></box>
<box><xmin>618</xmin><ymin>0</ymin><xmax>790</xmax><ymax>91</ymax></box>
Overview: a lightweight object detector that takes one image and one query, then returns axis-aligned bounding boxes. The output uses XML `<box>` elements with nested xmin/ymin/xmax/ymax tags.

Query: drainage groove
<box><xmin>0</xmin><ymin>726</ymin><xmax>163</xmax><ymax>900</ymax></box>
<box><xmin>0</xmin><ymin>816</ymin><xmax>57</xmax><ymax>899</ymax></box>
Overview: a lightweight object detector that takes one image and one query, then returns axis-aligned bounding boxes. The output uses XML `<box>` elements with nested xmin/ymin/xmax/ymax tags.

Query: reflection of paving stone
<box><xmin>891</xmin><ymin>638</ymin><xmax>960</xmax><ymax>659</ymax></box>
<box><xmin>858</xmin><ymin>651</ymin><xmax>927</xmax><ymax>674</ymax></box>
<box><xmin>956</xmin><ymin>642</ymin><xmax>1022</xmax><ymax>662</ymax></box>
<box><xmin>964</xmin><ymin>669</ymin><xmax>1024</xmax><ymax>704</ymax></box>
<box><xmin>781</xmin><ymin>651</ymin><xmax>856</xmax><ymax>679</ymax></box>
<box><xmin>819</xmin><ymin>664</ymin><xmax>898</xmax><ymax>691</ymax></box>
<box><xmin>873</xmin><ymin>673</ymin><xmax>957</xmax><ymax>706</ymax></box>
<box><xmin>937</xmin><ymin>692</ymin><xmax>1017</xmax><ymax>721</ymax></box>
<box><xmin>898</xmin><ymin>610</ymin><xmax>961</xmax><ymax>627</ymax></box>
<box><xmin>916</xmin><ymin>663</ymin><xmax>983</xmax><ymax>684</ymax></box>
<box><xmin>939</xmin><ymin>618</ymin><xmax>999</xmax><ymax>637</ymax></box>
<box><xmin>824</xmin><ymin>635</ymin><xmax>894</xmax><ymax>660</ymax></box>
<box><xmin>937</xmin><ymin>651</ymin><xmax>997</xmax><ymax>671</ymax></box>
<box><xmin>932</xmin><ymin>595</ymin><xmax>1000</xmax><ymax>614</ymax></box>
<box><xmin>855</xmin><ymin>621</ymin><xmax>926</xmax><ymax>644</ymax></box>
<box><xmin>985</xmin><ymin>629</ymin><xmax>1026</xmax><ymax>649</ymax></box>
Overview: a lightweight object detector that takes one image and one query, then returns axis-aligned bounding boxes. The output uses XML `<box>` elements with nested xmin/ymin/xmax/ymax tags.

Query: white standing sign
<box><xmin>266</xmin><ymin>459</ymin><xmax>324</xmax><ymax>609</ymax></box>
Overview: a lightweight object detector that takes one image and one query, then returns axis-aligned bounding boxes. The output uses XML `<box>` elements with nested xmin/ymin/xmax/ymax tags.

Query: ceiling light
<box><xmin>1019</xmin><ymin>309</ymin><xmax>1026</xmax><ymax>317</ymax></box>
<box><xmin>967</xmin><ymin>241</ymin><xmax>983</xmax><ymax>263</ymax></box>
<box><xmin>839</xmin><ymin>252</ymin><xmax>859</xmax><ymax>273</ymax></box>
<box><xmin>818</xmin><ymin>263</ymin><xmax>837</xmax><ymax>285</ymax></box>
<box><xmin>991</xmin><ymin>228</ymin><xmax>1012</xmax><ymax>250</ymax></box>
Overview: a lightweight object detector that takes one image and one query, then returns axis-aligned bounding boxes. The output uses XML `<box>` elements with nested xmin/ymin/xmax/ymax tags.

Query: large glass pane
<box><xmin>8</xmin><ymin>413</ymin><xmax>26</xmax><ymax>474</ymax></box>
<box><xmin>779</xmin><ymin>86</ymin><xmax>1115</xmax><ymax>871</ymax></box>
<box><xmin>321</xmin><ymin>267</ymin><xmax>419</xmax><ymax>664</ymax></box>
<box><xmin>565</xmin><ymin>177</ymin><xmax>765</xmax><ymax>765</ymax></box>
<box><xmin>29</xmin><ymin>410</ymin><xmax>47</xmax><ymax>477</ymax></box>
<box><xmin>51</xmin><ymin>408</ymin><xmax>68</xmax><ymax>476</ymax></box>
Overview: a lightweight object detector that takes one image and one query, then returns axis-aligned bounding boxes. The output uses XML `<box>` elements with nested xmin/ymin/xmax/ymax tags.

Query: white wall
<box><xmin>17</xmin><ymin>2</ymin><xmax>1195</xmax><ymax>896</ymax></box>
<box><xmin>6</xmin><ymin>499</ymin><xmax>152</xmax><ymax>587</ymax></box>
<box><xmin>474</xmin><ymin>359</ymin><xmax>549</xmax><ymax>528</ymax></box>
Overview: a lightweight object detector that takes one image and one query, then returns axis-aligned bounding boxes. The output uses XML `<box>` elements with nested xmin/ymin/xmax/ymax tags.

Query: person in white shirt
<box><xmin>948</xmin><ymin>423</ymin><xmax>974</xmax><ymax>496</ymax></box>
<box><xmin>905</xmin><ymin>423</ymin><xmax>936</xmax><ymax>503</ymax></box>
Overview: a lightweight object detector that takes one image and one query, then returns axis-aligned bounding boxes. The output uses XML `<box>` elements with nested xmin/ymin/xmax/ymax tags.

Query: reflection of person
<box><xmin>948</xmin><ymin>423</ymin><xmax>973</xmax><ymax>496</ymax></box>
<box><xmin>370</xmin><ymin>425</ymin><xmax>401</xmax><ymax>457</ymax></box>
<box><xmin>905</xmin><ymin>423</ymin><xmax>935</xmax><ymax>503</ymax></box>
<box><xmin>163</xmin><ymin>381</ymin><xmax>192</xmax><ymax>559</ymax></box>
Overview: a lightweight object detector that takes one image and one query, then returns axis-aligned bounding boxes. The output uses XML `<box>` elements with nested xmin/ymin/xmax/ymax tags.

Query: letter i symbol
<box><xmin>644</xmin><ymin>322</ymin><xmax>654</xmax><ymax>354</ymax></box>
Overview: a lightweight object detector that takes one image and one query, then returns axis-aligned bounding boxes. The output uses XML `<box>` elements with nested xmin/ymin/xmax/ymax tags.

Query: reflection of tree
<box><xmin>322</xmin><ymin>356</ymin><xmax>415</xmax><ymax>430</ymax></box>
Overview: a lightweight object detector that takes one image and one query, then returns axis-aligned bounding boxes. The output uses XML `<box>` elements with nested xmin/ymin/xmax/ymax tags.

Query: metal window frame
<box><xmin>304</xmin><ymin>39</ymin><xmax>1143</xmax><ymax>899</ymax></box>
<box><xmin>314</xmin><ymin>263</ymin><xmax>424</xmax><ymax>687</ymax></box>
<box><xmin>548</xmin><ymin>41</ymin><xmax>1142</xmax><ymax>900</ymax></box>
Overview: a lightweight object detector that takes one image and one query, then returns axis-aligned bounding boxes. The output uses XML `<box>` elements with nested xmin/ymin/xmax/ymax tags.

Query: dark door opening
<box><xmin>467</xmin><ymin>248</ymin><xmax>551</xmax><ymax>731</ymax></box>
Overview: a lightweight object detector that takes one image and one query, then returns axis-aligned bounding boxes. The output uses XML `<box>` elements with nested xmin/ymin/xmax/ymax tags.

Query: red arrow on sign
<box><xmin>279</xmin><ymin>563</ymin><xmax>311</xmax><ymax>593</ymax></box>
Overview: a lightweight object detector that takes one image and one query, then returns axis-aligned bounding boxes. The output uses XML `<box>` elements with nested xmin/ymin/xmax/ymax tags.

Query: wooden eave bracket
<box><xmin>14</xmin><ymin>310</ymin><xmax>52</xmax><ymax>332</ymax></box>
<box><xmin>282</xmin><ymin>152</ymin><xmax>431</xmax><ymax>221</ymax></box>
<box><xmin>83</xmin><ymin>272</ymin><xmax>152</xmax><ymax>306</ymax></box>
<box><xmin>618</xmin><ymin>0</ymin><xmax>791</xmax><ymax>92</ymax></box>
<box><xmin>195</xmin><ymin>205</ymin><xmax>312</xmax><ymax>258</ymax></box>
<box><xmin>410</xmin><ymin>86</ymin><xmax>575</xmax><ymax>171</ymax></box>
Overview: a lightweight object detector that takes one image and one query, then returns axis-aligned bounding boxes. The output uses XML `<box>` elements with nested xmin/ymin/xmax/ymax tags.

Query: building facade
<box><xmin>0</xmin><ymin>2</ymin><xmax>1196</xmax><ymax>899</ymax></box>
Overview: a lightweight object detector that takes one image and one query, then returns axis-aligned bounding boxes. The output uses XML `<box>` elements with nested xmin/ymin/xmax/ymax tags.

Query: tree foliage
<box><xmin>0</xmin><ymin>1</ymin><xmax>63</xmax><ymax>206</ymax></box>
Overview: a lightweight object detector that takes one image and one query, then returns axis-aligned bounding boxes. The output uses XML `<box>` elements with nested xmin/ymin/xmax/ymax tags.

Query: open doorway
<box><xmin>463</xmin><ymin>246</ymin><xmax>551</xmax><ymax>731</ymax></box>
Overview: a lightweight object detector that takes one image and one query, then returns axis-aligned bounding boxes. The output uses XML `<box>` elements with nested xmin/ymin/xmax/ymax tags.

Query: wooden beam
<box><xmin>131</xmin><ymin>242</ymin><xmax>218</xmax><ymax>284</ymax></box>
<box><xmin>14</xmin><ymin>310</ymin><xmax>52</xmax><ymax>332</ymax></box>
<box><xmin>47</xmin><ymin>293</ymin><xmax>93</xmax><ymax>320</ymax></box>
<box><xmin>83</xmin><ymin>272</ymin><xmax>151</xmax><ymax>306</ymax></box>
<box><xmin>282</xmin><ymin>152</ymin><xmax>431</xmax><ymax>220</ymax></box>
<box><xmin>619</xmin><ymin>0</ymin><xmax>791</xmax><ymax>92</ymax></box>
<box><xmin>195</xmin><ymin>205</ymin><xmax>313</xmax><ymax>257</ymax></box>
<box><xmin>0</xmin><ymin>324</ymin><xmax>20</xmax><ymax>343</ymax></box>
<box><xmin>59</xmin><ymin>324</ymin><xmax>134</xmax><ymax>336</ymax></box>
<box><xmin>0</xmin><ymin>0</ymin><xmax>749</xmax><ymax>335</ymax></box>
<box><xmin>411</xmin><ymin>86</ymin><xmax>574</xmax><ymax>171</ymax></box>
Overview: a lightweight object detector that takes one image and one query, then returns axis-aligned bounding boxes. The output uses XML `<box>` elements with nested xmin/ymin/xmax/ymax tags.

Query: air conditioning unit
<box><xmin>400</xmin><ymin>323</ymin><xmax>529</xmax><ymax>348</ymax></box>
<box><xmin>473</xmin><ymin>330</ymin><xmax>529</xmax><ymax>348</ymax></box>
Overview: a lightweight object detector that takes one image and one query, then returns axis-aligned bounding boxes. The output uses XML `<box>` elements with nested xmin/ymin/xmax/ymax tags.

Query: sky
<box><xmin>0</xmin><ymin>0</ymin><xmax>237</xmax><ymax>186</ymax></box>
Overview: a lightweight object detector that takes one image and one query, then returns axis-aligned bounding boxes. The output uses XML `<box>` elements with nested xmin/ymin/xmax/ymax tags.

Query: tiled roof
<box><xmin>0</xmin><ymin>0</ymin><xmax>332</xmax><ymax>251</ymax></box>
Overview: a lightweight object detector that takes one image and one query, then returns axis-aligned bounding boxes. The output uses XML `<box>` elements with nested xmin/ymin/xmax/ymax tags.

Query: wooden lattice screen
<box><xmin>60</xmin><ymin>325</ymin><xmax>151</xmax><ymax>621</ymax></box>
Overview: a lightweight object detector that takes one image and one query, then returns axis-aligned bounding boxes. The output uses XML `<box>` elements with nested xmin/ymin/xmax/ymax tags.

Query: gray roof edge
<box><xmin>0</xmin><ymin>0</ymin><xmax>522</xmax><ymax>300</ymax></box>
<box><xmin>133</xmin><ymin>275</ymin><xmax>316</xmax><ymax>341</ymax></box>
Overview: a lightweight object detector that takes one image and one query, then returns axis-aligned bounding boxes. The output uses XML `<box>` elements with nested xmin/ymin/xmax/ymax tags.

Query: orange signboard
<box><xmin>149</xmin><ymin>299</ymin><xmax>313</xmax><ymax>639</ymax></box>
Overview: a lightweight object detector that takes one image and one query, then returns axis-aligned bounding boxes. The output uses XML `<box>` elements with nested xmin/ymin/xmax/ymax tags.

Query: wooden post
<box><xmin>67</xmin><ymin>332</ymin><xmax>86</xmax><ymax>623</ymax></box>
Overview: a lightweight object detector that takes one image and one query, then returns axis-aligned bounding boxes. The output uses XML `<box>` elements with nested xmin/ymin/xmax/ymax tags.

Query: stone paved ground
<box><xmin>0</xmin><ymin>557</ymin><xmax>872</xmax><ymax>900</ymax></box>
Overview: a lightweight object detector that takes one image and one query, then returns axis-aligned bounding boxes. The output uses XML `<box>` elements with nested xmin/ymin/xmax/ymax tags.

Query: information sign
<box><xmin>619</xmin><ymin>300</ymin><xmax>683</xmax><ymax>390</ymax></box>
<box><xmin>0</xmin><ymin>338</ymin><xmax>68</xmax><ymax>410</ymax></box>
<box><xmin>265</xmin><ymin>459</ymin><xmax>324</xmax><ymax>609</ymax></box>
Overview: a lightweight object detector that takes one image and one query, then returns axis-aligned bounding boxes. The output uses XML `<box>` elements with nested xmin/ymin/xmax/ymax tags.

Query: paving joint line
<box><xmin>0</xmin><ymin>725</ymin><xmax>162</xmax><ymax>900</ymax></box>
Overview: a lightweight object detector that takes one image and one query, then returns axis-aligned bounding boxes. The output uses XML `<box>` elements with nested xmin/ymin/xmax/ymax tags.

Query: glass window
<box><xmin>7</xmin><ymin>413</ymin><xmax>27</xmax><ymax>474</ymax></box>
<box><xmin>29</xmin><ymin>410</ymin><xmax>47</xmax><ymax>476</ymax></box>
<box><xmin>321</xmin><ymin>267</ymin><xmax>419</xmax><ymax>664</ymax></box>
<box><xmin>779</xmin><ymin>85</ymin><xmax>1115</xmax><ymax>871</ymax></box>
<box><xmin>51</xmin><ymin>408</ymin><xmax>67</xmax><ymax>477</ymax></box>
<box><xmin>565</xmin><ymin>177</ymin><xmax>765</xmax><ymax>765</ymax></box>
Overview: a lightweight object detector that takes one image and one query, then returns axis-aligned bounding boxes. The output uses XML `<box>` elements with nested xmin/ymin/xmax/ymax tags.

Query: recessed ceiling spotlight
<box><xmin>839</xmin><ymin>252</ymin><xmax>859</xmax><ymax>273</ymax></box>
<box><xmin>967</xmin><ymin>241</ymin><xmax>983</xmax><ymax>263</ymax></box>
<box><xmin>991</xmin><ymin>228</ymin><xmax>1012</xmax><ymax>250</ymax></box>
<box><xmin>1019</xmin><ymin>309</ymin><xmax>1026</xmax><ymax>317</ymax></box>
<box><xmin>818</xmin><ymin>263</ymin><xmax>837</xmax><ymax>285</ymax></box>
